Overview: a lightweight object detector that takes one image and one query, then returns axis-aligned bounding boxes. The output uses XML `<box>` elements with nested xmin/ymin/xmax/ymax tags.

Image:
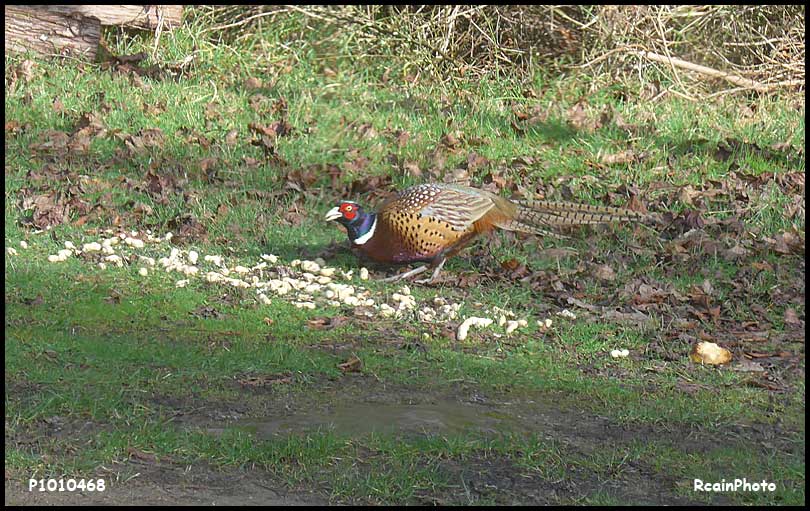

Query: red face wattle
<box><xmin>339</xmin><ymin>202</ymin><xmax>357</xmax><ymax>221</ymax></box>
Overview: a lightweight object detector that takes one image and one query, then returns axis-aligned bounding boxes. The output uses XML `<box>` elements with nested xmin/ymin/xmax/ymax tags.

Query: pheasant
<box><xmin>325</xmin><ymin>183</ymin><xmax>646</xmax><ymax>283</ymax></box>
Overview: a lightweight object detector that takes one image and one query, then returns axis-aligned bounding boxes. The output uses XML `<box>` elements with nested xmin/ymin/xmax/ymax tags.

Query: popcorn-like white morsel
<box><xmin>301</xmin><ymin>272</ymin><xmax>316</xmax><ymax>281</ymax></box>
<box><xmin>341</xmin><ymin>270</ymin><xmax>354</xmax><ymax>280</ymax></box>
<box><xmin>364</xmin><ymin>299</ymin><xmax>375</xmax><ymax>306</ymax></box>
<box><xmin>64</xmin><ymin>241</ymin><xmax>76</xmax><ymax>250</ymax></box>
<box><xmin>325</xmin><ymin>290</ymin><xmax>336</xmax><ymax>299</ymax></box>
<box><xmin>183</xmin><ymin>265</ymin><xmax>199</xmax><ymax>276</ymax></box>
<box><xmin>139</xmin><ymin>267</ymin><xmax>148</xmax><ymax>276</ymax></box>
<box><xmin>7</xmin><ymin>247</ymin><xmax>17</xmax><ymax>256</ymax></box>
<box><xmin>517</xmin><ymin>319</ymin><xmax>528</xmax><ymax>328</ymax></box>
<box><xmin>498</xmin><ymin>315</ymin><xmax>507</xmax><ymax>327</ymax></box>
<box><xmin>505</xmin><ymin>320</ymin><xmax>520</xmax><ymax>334</ymax></box>
<box><xmin>130</xmin><ymin>230</ymin><xmax>139</xmax><ymax>237</ymax></box>
<box><xmin>104</xmin><ymin>254</ymin><xmax>124</xmax><ymax>267</ymax></box>
<box><xmin>304</xmin><ymin>284</ymin><xmax>321</xmax><ymax>294</ymax></box>
<box><xmin>47</xmin><ymin>254</ymin><xmax>61</xmax><ymax>262</ymax></box>
<box><xmin>164</xmin><ymin>232</ymin><xmax>173</xmax><ymax>241</ymax></box>
<box><xmin>399</xmin><ymin>285</ymin><xmax>411</xmax><ymax>296</ymax></box>
<box><xmin>392</xmin><ymin>293</ymin><xmax>403</xmax><ymax>302</ymax></box>
<box><xmin>294</xmin><ymin>301</ymin><xmax>316</xmax><ymax>309</ymax></box>
<box><xmin>545</xmin><ymin>318</ymin><xmax>553</xmax><ymax>328</ymax></box>
<box><xmin>188</xmin><ymin>250</ymin><xmax>199</xmax><ymax>265</ymax></box>
<box><xmin>258</xmin><ymin>293</ymin><xmax>272</xmax><ymax>305</ymax></box>
<box><xmin>170</xmin><ymin>248</ymin><xmax>181</xmax><ymax>260</ymax></box>
<box><xmin>138</xmin><ymin>256</ymin><xmax>155</xmax><ymax>266</ymax></box>
<box><xmin>328</xmin><ymin>300</ymin><xmax>341</xmax><ymax>307</ymax></box>
<box><xmin>252</xmin><ymin>262</ymin><xmax>267</xmax><ymax>271</ymax></box>
<box><xmin>456</xmin><ymin>317</ymin><xmax>494</xmax><ymax>341</ymax></box>
<box><xmin>107</xmin><ymin>236</ymin><xmax>120</xmax><ymax>245</ymax></box>
<box><xmin>57</xmin><ymin>249</ymin><xmax>72</xmax><ymax>259</ymax></box>
<box><xmin>176</xmin><ymin>279</ymin><xmax>189</xmax><ymax>288</ymax></box>
<box><xmin>118</xmin><ymin>232</ymin><xmax>127</xmax><ymax>239</ymax></box>
<box><xmin>20</xmin><ymin>240</ymin><xmax>28</xmax><ymax>249</ymax></box>
<box><xmin>319</xmin><ymin>267</ymin><xmax>336</xmax><ymax>277</ymax></box>
<box><xmin>433</xmin><ymin>297</ymin><xmax>447</xmax><ymax>306</ymax></box>
<box><xmin>233</xmin><ymin>265</ymin><xmax>249</xmax><ymax>274</ymax></box>
<box><xmin>317</xmin><ymin>276</ymin><xmax>332</xmax><ymax>285</ymax></box>
<box><xmin>250</xmin><ymin>275</ymin><xmax>260</xmax><ymax>284</ymax></box>
<box><xmin>359</xmin><ymin>267</ymin><xmax>369</xmax><ymax>280</ymax></box>
<box><xmin>220</xmin><ymin>267</ymin><xmax>230</xmax><ymax>276</ymax></box>
<box><xmin>83</xmin><ymin>242</ymin><xmax>102</xmax><ymax>252</ymax></box>
<box><xmin>204</xmin><ymin>254</ymin><xmax>223</xmax><ymax>266</ymax></box>
<box><xmin>556</xmin><ymin>309</ymin><xmax>577</xmax><ymax>320</ymax></box>
<box><xmin>343</xmin><ymin>295</ymin><xmax>360</xmax><ymax>306</ymax></box>
<box><xmin>158</xmin><ymin>257</ymin><xmax>170</xmax><ymax>267</ymax></box>
<box><xmin>205</xmin><ymin>272</ymin><xmax>223</xmax><ymax>283</ymax></box>
<box><xmin>423</xmin><ymin>332</ymin><xmax>431</xmax><ymax>340</ymax></box>
<box><xmin>290</xmin><ymin>259</ymin><xmax>301</xmax><ymax>267</ymax></box>
<box><xmin>124</xmin><ymin>237</ymin><xmax>144</xmax><ymax>248</ymax></box>
<box><xmin>261</xmin><ymin>254</ymin><xmax>278</xmax><ymax>264</ymax></box>
<box><xmin>300</xmin><ymin>260</ymin><xmax>320</xmax><ymax>273</ymax></box>
<box><xmin>379</xmin><ymin>303</ymin><xmax>396</xmax><ymax>317</ymax></box>
<box><xmin>314</xmin><ymin>257</ymin><xmax>326</xmax><ymax>267</ymax></box>
<box><xmin>98</xmin><ymin>262</ymin><xmax>107</xmax><ymax>269</ymax></box>
<box><xmin>621</xmin><ymin>349</ymin><xmax>630</xmax><ymax>357</ymax></box>
<box><xmin>610</xmin><ymin>349</ymin><xmax>629</xmax><ymax>359</ymax></box>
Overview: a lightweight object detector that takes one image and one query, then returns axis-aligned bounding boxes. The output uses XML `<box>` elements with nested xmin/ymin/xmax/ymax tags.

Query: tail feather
<box><xmin>499</xmin><ymin>199</ymin><xmax>645</xmax><ymax>234</ymax></box>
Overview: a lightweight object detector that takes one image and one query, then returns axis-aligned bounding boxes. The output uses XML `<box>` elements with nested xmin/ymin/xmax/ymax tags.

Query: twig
<box><xmin>638</xmin><ymin>50</ymin><xmax>770</xmax><ymax>91</ymax></box>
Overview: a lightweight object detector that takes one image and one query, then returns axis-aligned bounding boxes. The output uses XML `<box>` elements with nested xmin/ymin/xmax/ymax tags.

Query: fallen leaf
<box><xmin>338</xmin><ymin>355</ymin><xmax>363</xmax><ymax>373</ymax></box>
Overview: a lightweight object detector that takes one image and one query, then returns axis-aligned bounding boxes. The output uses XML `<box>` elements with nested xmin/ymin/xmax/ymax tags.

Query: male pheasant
<box><xmin>325</xmin><ymin>183</ymin><xmax>645</xmax><ymax>283</ymax></box>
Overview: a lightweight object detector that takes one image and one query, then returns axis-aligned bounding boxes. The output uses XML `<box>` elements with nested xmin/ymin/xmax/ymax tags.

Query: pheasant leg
<box><xmin>381</xmin><ymin>264</ymin><xmax>428</xmax><ymax>282</ymax></box>
<box><xmin>415</xmin><ymin>258</ymin><xmax>446</xmax><ymax>284</ymax></box>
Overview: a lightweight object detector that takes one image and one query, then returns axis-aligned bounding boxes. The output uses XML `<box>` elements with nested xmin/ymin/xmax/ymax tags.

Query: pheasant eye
<box><xmin>345</xmin><ymin>205</ymin><xmax>353</xmax><ymax>212</ymax></box>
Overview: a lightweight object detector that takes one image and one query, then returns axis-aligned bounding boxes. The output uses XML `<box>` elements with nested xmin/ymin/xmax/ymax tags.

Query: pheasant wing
<box><xmin>401</xmin><ymin>184</ymin><xmax>494</xmax><ymax>231</ymax></box>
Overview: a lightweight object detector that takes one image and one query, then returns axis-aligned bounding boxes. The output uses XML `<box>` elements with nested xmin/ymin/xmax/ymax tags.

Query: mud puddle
<box><xmin>206</xmin><ymin>399</ymin><xmax>530</xmax><ymax>438</ymax></box>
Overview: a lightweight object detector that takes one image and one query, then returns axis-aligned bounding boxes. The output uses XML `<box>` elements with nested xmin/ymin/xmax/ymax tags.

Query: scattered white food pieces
<box><xmin>124</xmin><ymin>237</ymin><xmax>144</xmax><ymax>248</ymax></box>
<box><xmin>537</xmin><ymin>318</ymin><xmax>553</xmax><ymax>329</ymax></box>
<box><xmin>457</xmin><ymin>317</ymin><xmax>494</xmax><ymax>341</ymax></box>
<box><xmin>610</xmin><ymin>349</ymin><xmax>630</xmax><ymax>359</ymax></box>
<box><xmin>175</xmin><ymin>279</ymin><xmax>189</xmax><ymax>288</ymax></box>
<box><xmin>233</xmin><ymin>265</ymin><xmax>249</xmax><ymax>274</ymax></box>
<box><xmin>83</xmin><ymin>242</ymin><xmax>102</xmax><ymax>252</ymax></box>
<box><xmin>556</xmin><ymin>309</ymin><xmax>577</xmax><ymax>320</ymax></box>
<box><xmin>188</xmin><ymin>250</ymin><xmax>199</xmax><ymax>264</ymax></box>
<box><xmin>261</xmin><ymin>254</ymin><xmax>278</xmax><ymax>264</ymax></box>
<box><xmin>505</xmin><ymin>320</ymin><xmax>520</xmax><ymax>334</ymax></box>
<box><xmin>47</xmin><ymin>254</ymin><xmax>61</xmax><ymax>262</ymax></box>
<box><xmin>320</xmin><ymin>267</ymin><xmax>335</xmax><ymax>277</ymax></box>
<box><xmin>64</xmin><ymin>241</ymin><xmax>76</xmax><ymax>250</ymax></box>
<box><xmin>98</xmin><ymin>262</ymin><xmax>107</xmax><ymax>270</ymax></box>
<box><xmin>57</xmin><ymin>249</ymin><xmax>72</xmax><ymax>259</ymax></box>
<box><xmin>258</xmin><ymin>293</ymin><xmax>272</xmax><ymax>305</ymax></box>
<box><xmin>7</xmin><ymin>247</ymin><xmax>17</xmax><ymax>256</ymax></box>
<box><xmin>204</xmin><ymin>254</ymin><xmax>223</xmax><ymax>266</ymax></box>
<box><xmin>300</xmin><ymin>260</ymin><xmax>320</xmax><ymax>273</ymax></box>
<box><xmin>139</xmin><ymin>267</ymin><xmax>149</xmax><ymax>276</ymax></box>
<box><xmin>19</xmin><ymin>240</ymin><xmax>28</xmax><ymax>249</ymax></box>
<box><xmin>359</xmin><ymin>267</ymin><xmax>369</xmax><ymax>280</ymax></box>
<box><xmin>104</xmin><ymin>254</ymin><xmax>124</xmax><ymax>267</ymax></box>
<box><xmin>314</xmin><ymin>257</ymin><xmax>326</xmax><ymax>267</ymax></box>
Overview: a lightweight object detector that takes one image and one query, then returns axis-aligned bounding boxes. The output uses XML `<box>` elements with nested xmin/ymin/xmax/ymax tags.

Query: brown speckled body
<box><xmin>341</xmin><ymin>182</ymin><xmax>645</xmax><ymax>268</ymax></box>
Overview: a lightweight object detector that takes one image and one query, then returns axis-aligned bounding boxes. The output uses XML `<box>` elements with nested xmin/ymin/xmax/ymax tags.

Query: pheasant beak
<box><xmin>325</xmin><ymin>207</ymin><xmax>343</xmax><ymax>222</ymax></box>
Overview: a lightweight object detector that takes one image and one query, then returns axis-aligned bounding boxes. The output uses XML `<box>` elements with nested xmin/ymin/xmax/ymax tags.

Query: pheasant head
<box><xmin>325</xmin><ymin>201</ymin><xmax>377</xmax><ymax>245</ymax></box>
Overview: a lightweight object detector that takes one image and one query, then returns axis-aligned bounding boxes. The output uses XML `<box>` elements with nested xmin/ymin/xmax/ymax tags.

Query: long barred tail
<box><xmin>500</xmin><ymin>200</ymin><xmax>646</xmax><ymax>234</ymax></box>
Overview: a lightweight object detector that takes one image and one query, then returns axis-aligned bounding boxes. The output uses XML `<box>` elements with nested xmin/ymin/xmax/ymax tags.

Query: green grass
<box><xmin>5</xmin><ymin>9</ymin><xmax>804</xmax><ymax>506</ymax></box>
